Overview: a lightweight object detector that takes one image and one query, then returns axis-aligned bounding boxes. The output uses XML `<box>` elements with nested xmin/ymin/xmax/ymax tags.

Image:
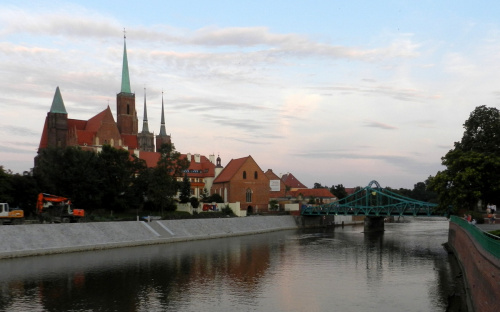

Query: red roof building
<box><xmin>281</xmin><ymin>172</ymin><xmax>308</xmax><ymax>189</ymax></box>
<box><xmin>212</xmin><ymin>156</ymin><xmax>270</xmax><ymax>214</ymax></box>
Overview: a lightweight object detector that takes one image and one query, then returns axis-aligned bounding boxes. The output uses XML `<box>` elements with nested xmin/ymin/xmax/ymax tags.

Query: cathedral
<box><xmin>38</xmin><ymin>36</ymin><xmax>171</xmax><ymax>154</ymax></box>
<box><xmin>37</xmin><ymin>35</ymin><xmax>221</xmax><ymax>198</ymax></box>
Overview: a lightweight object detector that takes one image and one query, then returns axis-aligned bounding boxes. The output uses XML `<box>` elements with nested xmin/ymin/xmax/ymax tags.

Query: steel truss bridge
<box><xmin>301</xmin><ymin>180</ymin><xmax>439</xmax><ymax>217</ymax></box>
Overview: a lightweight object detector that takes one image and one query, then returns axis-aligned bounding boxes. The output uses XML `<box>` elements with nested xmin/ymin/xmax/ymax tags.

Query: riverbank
<box><xmin>0</xmin><ymin>216</ymin><xmax>303</xmax><ymax>259</ymax></box>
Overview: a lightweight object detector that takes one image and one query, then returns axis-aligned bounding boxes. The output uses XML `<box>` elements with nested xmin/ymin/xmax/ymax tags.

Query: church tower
<box><xmin>46</xmin><ymin>86</ymin><xmax>68</xmax><ymax>148</ymax></box>
<box><xmin>155</xmin><ymin>92</ymin><xmax>172</xmax><ymax>151</ymax></box>
<box><xmin>137</xmin><ymin>88</ymin><xmax>155</xmax><ymax>151</ymax></box>
<box><xmin>116</xmin><ymin>32</ymin><xmax>138</xmax><ymax>135</ymax></box>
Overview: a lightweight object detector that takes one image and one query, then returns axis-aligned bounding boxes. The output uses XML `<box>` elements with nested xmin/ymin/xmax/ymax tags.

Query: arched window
<box><xmin>246</xmin><ymin>188</ymin><xmax>252</xmax><ymax>202</ymax></box>
<box><xmin>127</xmin><ymin>103</ymin><xmax>130</xmax><ymax>114</ymax></box>
<box><xmin>243</xmin><ymin>171</ymin><xmax>247</xmax><ymax>179</ymax></box>
<box><xmin>254</xmin><ymin>171</ymin><xmax>258</xmax><ymax>179</ymax></box>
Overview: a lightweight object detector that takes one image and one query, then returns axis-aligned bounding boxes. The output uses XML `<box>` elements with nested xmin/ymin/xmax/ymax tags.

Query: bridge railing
<box><xmin>450</xmin><ymin>215</ymin><xmax>500</xmax><ymax>260</ymax></box>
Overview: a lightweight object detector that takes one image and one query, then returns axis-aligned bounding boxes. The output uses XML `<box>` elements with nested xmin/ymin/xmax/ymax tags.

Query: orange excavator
<box><xmin>36</xmin><ymin>193</ymin><xmax>85</xmax><ymax>223</ymax></box>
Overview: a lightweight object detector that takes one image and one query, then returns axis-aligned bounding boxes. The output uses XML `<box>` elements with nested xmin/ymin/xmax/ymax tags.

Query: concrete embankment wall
<box><xmin>448</xmin><ymin>222</ymin><xmax>500</xmax><ymax>312</ymax></box>
<box><xmin>0</xmin><ymin>216</ymin><xmax>302</xmax><ymax>259</ymax></box>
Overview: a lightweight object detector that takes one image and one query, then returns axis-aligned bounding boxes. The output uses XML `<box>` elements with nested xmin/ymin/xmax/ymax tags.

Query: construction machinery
<box><xmin>0</xmin><ymin>203</ymin><xmax>24</xmax><ymax>224</ymax></box>
<box><xmin>36</xmin><ymin>193</ymin><xmax>85</xmax><ymax>223</ymax></box>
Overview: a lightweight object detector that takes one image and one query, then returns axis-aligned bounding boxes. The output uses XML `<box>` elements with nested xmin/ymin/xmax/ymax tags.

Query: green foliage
<box><xmin>330</xmin><ymin>184</ymin><xmax>348</xmax><ymax>199</ymax></box>
<box><xmin>34</xmin><ymin>146</ymin><xmax>102</xmax><ymax>210</ymax></box>
<box><xmin>179</xmin><ymin>173</ymin><xmax>191</xmax><ymax>203</ymax></box>
<box><xmin>189</xmin><ymin>196</ymin><xmax>199</xmax><ymax>208</ymax></box>
<box><xmin>269</xmin><ymin>199</ymin><xmax>279</xmax><ymax>211</ymax></box>
<box><xmin>429</xmin><ymin>106</ymin><xmax>500</xmax><ymax>213</ymax></box>
<box><xmin>220</xmin><ymin>204</ymin><xmax>234</xmax><ymax>216</ymax></box>
<box><xmin>141</xmin><ymin>143</ymin><xmax>188</xmax><ymax>213</ymax></box>
<box><xmin>204</xmin><ymin>193</ymin><xmax>223</xmax><ymax>203</ymax></box>
<box><xmin>200</xmin><ymin>188</ymin><xmax>210</xmax><ymax>202</ymax></box>
<box><xmin>0</xmin><ymin>166</ymin><xmax>14</xmax><ymax>203</ymax></box>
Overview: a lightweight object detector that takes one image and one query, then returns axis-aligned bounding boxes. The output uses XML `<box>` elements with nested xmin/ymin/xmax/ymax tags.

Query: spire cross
<box><xmin>123</xmin><ymin>28</ymin><xmax>126</xmax><ymax>39</ymax></box>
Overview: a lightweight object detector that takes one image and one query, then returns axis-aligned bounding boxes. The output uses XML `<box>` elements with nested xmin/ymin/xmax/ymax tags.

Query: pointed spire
<box><xmin>120</xmin><ymin>29</ymin><xmax>131</xmax><ymax>93</ymax></box>
<box><xmin>50</xmin><ymin>86</ymin><xmax>67</xmax><ymax>114</ymax></box>
<box><xmin>159</xmin><ymin>91</ymin><xmax>167</xmax><ymax>136</ymax></box>
<box><xmin>141</xmin><ymin>87</ymin><xmax>150</xmax><ymax>133</ymax></box>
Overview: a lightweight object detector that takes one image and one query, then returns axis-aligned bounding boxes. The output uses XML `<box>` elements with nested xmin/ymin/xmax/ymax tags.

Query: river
<box><xmin>0</xmin><ymin>220</ymin><xmax>461</xmax><ymax>311</ymax></box>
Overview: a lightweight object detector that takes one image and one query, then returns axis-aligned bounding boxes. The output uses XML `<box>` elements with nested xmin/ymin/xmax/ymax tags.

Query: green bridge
<box><xmin>301</xmin><ymin>180</ymin><xmax>439</xmax><ymax>217</ymax></box>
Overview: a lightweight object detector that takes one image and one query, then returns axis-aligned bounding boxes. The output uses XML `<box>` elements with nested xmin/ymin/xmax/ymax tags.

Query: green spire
<box><xmin>50</xmin><ymin>86</ymin><xmax>67</xmax><ymax>114</ymax></box>
<box><xmin>121</xmin><ymin>33</ymin><xmax>131</xmax><ymax>93</ymax></box>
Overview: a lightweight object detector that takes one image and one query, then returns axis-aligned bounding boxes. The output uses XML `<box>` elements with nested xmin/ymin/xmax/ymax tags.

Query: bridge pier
<box><xmin>364</xmin><ymin>216</ymin><xmax>384</xmax><ymax>232</ymax></box>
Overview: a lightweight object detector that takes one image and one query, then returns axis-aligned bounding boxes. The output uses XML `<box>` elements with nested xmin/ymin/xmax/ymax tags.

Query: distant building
<box><xmin>211</xmin><ymin>156</ymin><xmax>270</xmax><ymax>214</ymax></box>
<box><xmin>281</xmin><ymin>172</ymin><xmax>308</xmax><ymax>190</ymax></box>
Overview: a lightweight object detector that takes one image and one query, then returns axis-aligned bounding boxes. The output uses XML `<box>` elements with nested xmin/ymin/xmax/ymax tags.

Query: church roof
<box><xmin>50</xmin><ymin>86</ymin><xmax>67</xmax><ymax>114</ymax></box>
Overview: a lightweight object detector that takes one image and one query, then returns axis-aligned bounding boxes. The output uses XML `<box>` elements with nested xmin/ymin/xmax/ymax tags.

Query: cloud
<box><xmin>363</xmin><ymin>121</ymin><xmax>398</xmax><ymax>130</ymax></box>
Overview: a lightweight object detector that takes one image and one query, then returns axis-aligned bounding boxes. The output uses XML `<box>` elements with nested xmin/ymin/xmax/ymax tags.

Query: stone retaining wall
<box><xmin>0</xmin><ymin>216</ymin><xmax>301</xmax><ymax>259</ymax></box>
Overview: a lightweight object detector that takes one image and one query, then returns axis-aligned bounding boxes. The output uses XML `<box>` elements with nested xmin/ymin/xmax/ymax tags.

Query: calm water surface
<box><xmin>0</xmin><ymin>220</ymin><xmax>458</xmax><ymax>312</ymax></box>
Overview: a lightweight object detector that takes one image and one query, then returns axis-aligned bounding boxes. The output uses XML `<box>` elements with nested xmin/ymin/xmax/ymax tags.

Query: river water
<box><xmin>0</xmin><ymin>220</ymin><xmax>461</xmax><ymax>312</ymax></box>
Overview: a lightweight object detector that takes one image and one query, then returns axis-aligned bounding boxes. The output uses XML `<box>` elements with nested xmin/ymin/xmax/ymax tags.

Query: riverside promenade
<box><xmin>0</xmin><ymin>216</ymin><xmax>303</xmax><ymax>259</ymax></box>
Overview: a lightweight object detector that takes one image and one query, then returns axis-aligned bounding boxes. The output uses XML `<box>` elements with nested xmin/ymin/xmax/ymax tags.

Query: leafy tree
<box><xmin>189</xmin><ymin>196</ymin><xmax>199</xmax><ymax>209</ymax></box>
<box><xmin>313</xmin><ymin>182</ymin><xmax>327</xmax><ymax>189</ymax></box>
<box><xmin>269</xmin><ymin>199</ymin><xmax>279</xmax><ymax>211</ymax></box>
<box><xmin>97</xmin><ymin>145</ymin><xmax>146</xmax><ymax>212</ymax></box>
<box><xmin>34</xmin><ymin>146</ymin><xmax>102</xmax><ymax>210</ymax></box>
<box><xmin>330</xmin><ymin>184</ymin><xmax>348</xmax><ymax>199</ymax></box>
<box><xmin>0</xmin><ymin>166</ymin><xmax>14</xmax><ymax>204</ymax></box>
<box><xmin>200</xmin><ymin>188</ymin><xmax>210</xmax><ymax>202</ymax></box>
<box><xmin>205</xmin><ymin>193</ymin><xmax>223</xmax><ymax>203</ymax></box>
<box><xmin>429</xmin><ymin>106</ymin><xmax>500</xmax><ymax>213</ymax></box>
<box><xmin>179</xmin><ymin>173</ymin><xmax>191</xmax><ymax>203</ymax></box>
<box><xmin>8</xmin><ymin>172</ymin><xmax>39</xmax><ymax>215</ymax></box>
<box><xmin>143</xmin><ymin>143</ymin><xmax>189</xmax><ymax>214</ymax></box>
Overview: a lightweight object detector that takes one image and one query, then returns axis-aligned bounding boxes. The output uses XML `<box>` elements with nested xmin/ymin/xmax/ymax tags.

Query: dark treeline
<box><xmin>0</xmin><ymin>143</ymin><xmax>196</xmax><ymax>217</ymax></box>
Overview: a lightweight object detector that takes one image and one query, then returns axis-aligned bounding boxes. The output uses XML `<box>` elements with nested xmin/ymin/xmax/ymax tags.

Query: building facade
<box><xmin>211</xmin><ymin>156</ymin><xmax>270</xmax><ymax>214</ymax></box>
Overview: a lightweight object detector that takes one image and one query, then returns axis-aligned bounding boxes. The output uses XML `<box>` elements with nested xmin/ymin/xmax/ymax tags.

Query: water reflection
<box><xmin>0</xmin><ymin>221</ymin><xmax>458</xmax><ymax>312</ymax></box>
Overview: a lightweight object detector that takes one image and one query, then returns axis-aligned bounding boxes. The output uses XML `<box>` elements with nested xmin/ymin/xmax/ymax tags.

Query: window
<box><xmin>254</xmin><ymin>171</ymin><xmax>258</xmax><ymax>179</ymax></box>
<box><xmin>127</xmin><ymin>103</ymin><xmax>130</xmax><ymax>114</ymax></box>
<box><xmin>243</xmin><ymin>171</ymin><xmax>247</xmax><ymax>179</ymax></box>
<box><xmin>246</xmin><ymin>188</ymin><xmax>252</xmax><ymax>202</ymax></box>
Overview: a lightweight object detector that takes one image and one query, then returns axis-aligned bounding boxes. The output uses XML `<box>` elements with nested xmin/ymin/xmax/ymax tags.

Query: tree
<box><xmin>34</xmin><ymin>146</ymin><xmax>102</xmax><ymax>210</ymax></box>
<box><xmin>313</xmin><ymin>182</ymin><xmax>327</xmax><ymax>189</ymax></box>
<box><xmin>429</xmin><ymin>106</ymin><xmax>500</xmax><ymax>213</ymax></box>
<box><xmin>179</xmin><ymin>173</ymin><xmax>191</xmax><ymax>203</ymax></box>
<box><xmin>330</xmin><ymin>184</ymin><xmax>348</xmax><ymax>199</ymax></box>
<box><xmin>97</xmin><ymin>145</ymin><xmax>146</xmax><ymax>212</ymax></box>
<box><xmin>0</xmin><ymin>166</ymin><xmax>14</xmax><ymax>204</ymax></box>
<box><xmin>143</xmin><ymin>143</ymin><xmax>189</xmax><ymax>214</ymax></box>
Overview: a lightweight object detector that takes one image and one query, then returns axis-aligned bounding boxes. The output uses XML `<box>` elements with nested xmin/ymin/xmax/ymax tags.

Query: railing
<box><xmin>450</xmin><ymin>215</ymin><xmax>500</xmax><ymax>260</ymax></box>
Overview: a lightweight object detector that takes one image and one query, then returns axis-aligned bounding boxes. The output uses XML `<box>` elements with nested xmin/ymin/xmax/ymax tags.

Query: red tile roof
<box><xmin>137</xmin><ymin>151</ymin><xmax>160</xmax><ymax>168</ymax></box>
<box><xmin>213</xmin><ymin>156</ymin><xmax>249</xmax><ymax>183</ymax></box>
<box><xmin>180</xmin><ymin>154</ymin><xmax>215</xmax><ymax>177</ymax></box>
<box><xmin>122</xmin><ymin>134</ymin><xmax>138</xmax><ymax>149</ymax></box>
<box><xmin>290</xmin><ymin>188</ymin><xmax>336</xmax><ymax>199</ymax></box>
<box><xmin>281</xmin><ymin>173</ymin><xmax>308</xmax><ymax>189</ymax></box>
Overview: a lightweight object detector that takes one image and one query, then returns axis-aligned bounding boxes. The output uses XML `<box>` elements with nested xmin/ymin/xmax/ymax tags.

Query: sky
<box><xmin>1</xmin><ymin>0</ymin><xmax>500</xmax><ymax>189</ymax></box>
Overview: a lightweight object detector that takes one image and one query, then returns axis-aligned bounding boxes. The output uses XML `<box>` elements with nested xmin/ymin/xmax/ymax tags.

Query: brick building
<box><xmin>211</xmin><ymin>156</ymin><xmax>270</xmax><ymax>214</ymax></box>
